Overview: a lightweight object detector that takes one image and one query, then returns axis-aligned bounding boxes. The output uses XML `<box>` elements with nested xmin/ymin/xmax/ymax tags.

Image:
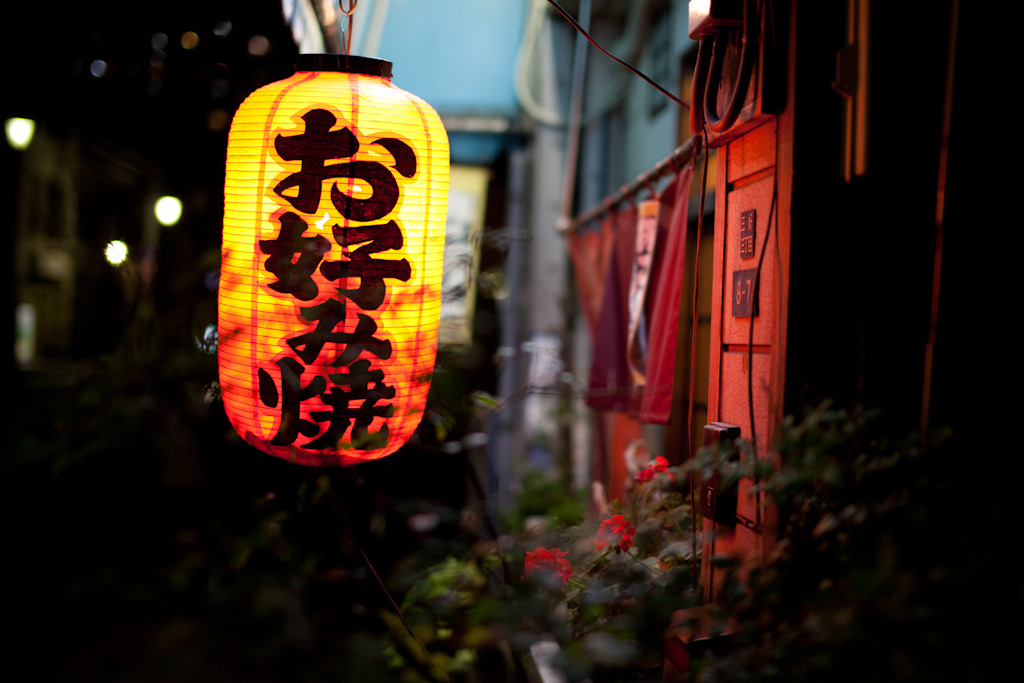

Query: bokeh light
<box><xmin>206</xmin><ymin>109</ymin><xmax>230</xmax><ymax>132</ymax></box>
<box><xmin>154</xmin><ymin>196</ymin><xmax>183</xmax><ymax>226</ymax></box>
<box><xmin>5</xmin><ymin>118</ymin><xmax>35</xmax><ymax>150</ymax></box>
<box><xmin>105</xmin><ymin>240</ymin><xmax>128</xmax><ymax>266</ymax></box>
<box><xmin>247</xmin><ymin>35</ymin><xmax>270</xmax><ymax>56</ymax></box>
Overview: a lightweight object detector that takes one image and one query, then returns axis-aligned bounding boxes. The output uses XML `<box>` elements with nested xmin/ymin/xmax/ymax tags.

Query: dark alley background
<box><xmin>0</xmin><ymin>1</ymin><xmax>1014</xmax><ymax>681</ymax></box>
<box><xmin>2</xmin><ymin>2</ymin><xmax>504</xmax><ymax>679</ymax></box>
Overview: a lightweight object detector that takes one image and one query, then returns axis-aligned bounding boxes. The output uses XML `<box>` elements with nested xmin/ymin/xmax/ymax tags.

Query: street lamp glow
<box><xmin>105</xmin><ymin>240</ymin><xmax>129</xmax><ymax>266</ymax></box>
<box><xmin>154</xmin><ymin>195</ymin><xmax>183</xmax><ymax>226</ymax></box>
<box><xmin>5</xmin><ymin>118</ymin><xmax>35</xmax><ymax>150</ymax></box>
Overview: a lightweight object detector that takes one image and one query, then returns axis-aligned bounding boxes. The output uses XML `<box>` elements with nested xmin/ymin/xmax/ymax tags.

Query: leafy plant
<box><xmin>511</xmin><ymin>455</ymin><xmax>701</xmax><ymax>681</ymax></box>
<box><xmin>686</xmin><ymin>402</ymin><xmax>1008</xmax><ymax>683</ymax></box>
<box><xmin>508</xmin><ymin>465</ymin><xmax>587</xmax><ymax>531</ymax></box>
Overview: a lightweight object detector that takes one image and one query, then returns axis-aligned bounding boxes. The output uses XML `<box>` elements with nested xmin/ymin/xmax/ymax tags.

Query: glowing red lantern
<box><xmin>219</xmin><ymin>54</ymin><xmax>449</xmax><ymax>466</ymax></box>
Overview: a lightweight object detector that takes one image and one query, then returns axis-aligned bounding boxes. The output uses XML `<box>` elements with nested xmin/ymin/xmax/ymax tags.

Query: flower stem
<box><xmin>627</xmin><ymin>550</ymin><xmax>662</xmax><ymax>575</ymax></box>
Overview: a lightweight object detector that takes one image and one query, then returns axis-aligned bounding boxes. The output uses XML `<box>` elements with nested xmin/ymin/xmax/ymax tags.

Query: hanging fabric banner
<box><xmin>626</xmin><ymin>199</ymin><xmax>661</xmax><ymax>386</ymax></box>
<box><xmin>586</xmin><ymin>204</ymin><xmax>638</xmax><ymax>411</ymax></box>
<box><xmin>639</xmin><ymin>159</ymin><xmax>695</xmax><ymax>424</ymax></box>
<box><xmin>568</xmin><ymin>214</ymin><xmax>615</xmax><ymax>337</ymax></box>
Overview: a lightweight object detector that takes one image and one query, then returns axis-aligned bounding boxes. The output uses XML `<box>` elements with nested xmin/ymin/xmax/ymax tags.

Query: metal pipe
<box><xmin>314</xmin><ymin>0</ymin><xmax>344</xmax><ymax>54</ymax></box>
<box><xmin>561</xmin><ymin>137</ymin><xmax>698</xmax><ymax>234</ymax></box>
<box><xmin>491</xmin><ymin>140</ymin><xmax>529</xmax><ymax>517</ymax></box>
<box><xmin>361</xmin><ymin>0</ymin><xmax>391</xmax><ymax>58</ymax></box>
<box><xmin>557</xmin><ymin>0</ymin><xmax>591</xmax><ymax>232</ymax></box>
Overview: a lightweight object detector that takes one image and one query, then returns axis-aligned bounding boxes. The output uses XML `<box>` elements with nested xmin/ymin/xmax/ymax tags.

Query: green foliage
<box><xmin>373</xmin><ymin>451</ymin><xmax>700</xmax><ymax>682</ymax></box>
<box><xmin>11</xmin><ymin>287</ymin><xmax>1006</xmax><ymax>683</ymax></box>
<box><xmin>507</xmin><ymin>465</ymin><xmax>586</xmax><ymax>530</ymax></box>
<box><xmin>686</xmin><ymin>403</ymin><xmax>1009</xmax><ymax>683</ymax></box>
<box><xmin>380</xmin><ymin>553</ymin><xmax>511</xmax><ymax>682</ymax></box>
<box><xmin>509</xmin><ymin>459</ymin><xmax>701</xmax><ymax>681</ymax></box>
<box><xmin>402</xmin><ymin>555</ymin><xmax>488</xmax><ymax>614</ymax></box>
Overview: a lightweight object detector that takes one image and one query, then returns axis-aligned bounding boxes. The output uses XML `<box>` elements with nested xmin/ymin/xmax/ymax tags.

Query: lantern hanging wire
<box><xmin>341</xmin><ymin>0</ymin><xmax>358</xmax><ymax>55</ymax></box>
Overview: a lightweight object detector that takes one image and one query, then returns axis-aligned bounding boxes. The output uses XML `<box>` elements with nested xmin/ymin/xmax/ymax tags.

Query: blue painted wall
<box><xmin>361</xmin><ymin>0</ymin><xmax>527</xmax><ymax>119</ymax></box>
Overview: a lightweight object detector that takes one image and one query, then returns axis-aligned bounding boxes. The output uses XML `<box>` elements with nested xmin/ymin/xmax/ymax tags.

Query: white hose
<box><xmin>514</xmin><ymin>0</ymin><xmax>654</xmax><ymax>127</ymax></box>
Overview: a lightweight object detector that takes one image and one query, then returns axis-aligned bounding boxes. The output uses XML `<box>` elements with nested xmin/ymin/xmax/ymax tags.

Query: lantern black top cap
<box><xmin>296</xmin><ymin>54</ymin><xmax>392</xmax><ymax>78</ymax></box>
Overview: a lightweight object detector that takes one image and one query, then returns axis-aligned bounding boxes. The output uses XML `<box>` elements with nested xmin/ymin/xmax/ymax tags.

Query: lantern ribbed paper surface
<box><xmin>220</xmin><ymin>55</ymin><xmax>449</xmax><ymax>466</ymax></box>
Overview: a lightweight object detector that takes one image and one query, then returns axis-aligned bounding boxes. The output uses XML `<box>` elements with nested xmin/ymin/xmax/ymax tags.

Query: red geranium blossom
<box><xmin>524</xmin><ymin>547</ymin><xmax>573</xmax><ymax>587</ymax></box>
<box><xmin>594</xmin><ymin>514</ymin><xmax>636</xmax><ymax>553</ymax></box>
<box><xmin>634</xmin><ymin>455</ymin><xmax>671</xmax><ymax>484</ymax></box>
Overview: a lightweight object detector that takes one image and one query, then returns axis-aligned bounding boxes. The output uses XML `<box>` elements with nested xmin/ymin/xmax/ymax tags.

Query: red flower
<box><xmin>524</xmin><ymin>547</ymin><xmax>573</xmax><ymax>587</ymax></box>
<box><xmin>634</xmin><ymin>456</ymin><xmax>674</xmax><ymax>484</ymax></box>
<box><xmin>594</xmin><ymin>514</ymin><xmax>636</xmax><ymax>553</ymax></box>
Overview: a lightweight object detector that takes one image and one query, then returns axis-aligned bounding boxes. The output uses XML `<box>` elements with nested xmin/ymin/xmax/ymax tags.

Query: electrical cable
<box><xmin>703</xmin><ymin>0</ymin><xmax>758</xmax><ymax>132</ymax></box>
<box><xmin>922</xmin><ymin>0</ymin><xmax>959</xmax><ymax>435</ymax></box>
<box><xmin>690</xmin><ymin>0</ymin><xmax>760</xmax><ymax>134</ymax></box>
<box><xmin>545</xmin><ymin>0</ymin><xmax>690</xmax><ymax>111</ymax></box>
<box><xmin>329</xmin><ymin>486</ymin><xmax>447</xmax><ymax>683</ymax></box>
<box><xmin>746</xmin><ymin>179</ymin><xmax>777</xmax><ymax>529</ymax></box>
<box><xmin>686</xmin><ymin>131</ymin><xmax>710</xmax><ymax>590</ymax></box>
<box><xmin>689</xmin><ymin>36</ymin><xmax>713</xmax><ymax>135</ymax></box>
<box><xmin>517</xmin><ymin>0</ymin><xmax>647</xmax><ymax>127</ymax></box>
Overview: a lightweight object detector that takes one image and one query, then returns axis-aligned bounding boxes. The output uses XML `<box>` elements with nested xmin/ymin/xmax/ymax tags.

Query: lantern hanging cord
<box><xmin>341</xmin><ymin>0</ymin><xmax>357</xmax><ymax>55</ymax></box>
<box><xmin>545</xmin><ymin>0</ymin><xmax>690</xmax><ymax>111</ymax></box>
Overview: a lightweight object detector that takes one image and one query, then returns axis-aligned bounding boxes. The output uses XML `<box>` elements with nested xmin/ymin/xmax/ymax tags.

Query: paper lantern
<box><xmin>219</xmin><ymin>54</ymin><xmax>449</xmax><ymax>466</ymax></box>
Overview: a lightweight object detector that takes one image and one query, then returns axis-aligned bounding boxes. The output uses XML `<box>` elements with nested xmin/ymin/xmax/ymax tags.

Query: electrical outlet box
<box><xmin>690</xmin><ymin>0</ymin><xmax>785</xmax><ymax>148</ymax></box>
<box><xmin>701</xmin><ymin>422</ymin><xmax>741</xmax><ymax>525</ymax></box>
<box><xmin>689</xmin><ymin>0</ymin><xmax>744</xmax><ymax>39</ymax></box>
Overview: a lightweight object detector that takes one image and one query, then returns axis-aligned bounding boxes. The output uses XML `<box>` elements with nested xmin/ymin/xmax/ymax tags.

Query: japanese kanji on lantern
<box><xmin>219</xmin><ymin>54</ymin><xmax>449</xmax><ymax>466</ymax></box>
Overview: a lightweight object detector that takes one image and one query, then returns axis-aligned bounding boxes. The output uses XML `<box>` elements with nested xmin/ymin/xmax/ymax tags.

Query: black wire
<box><xmin>329</xmin><ymin>488</ymin><xmax>448</xmax><ymax>683</ymax></box>
<box><xmin>690</xmin><ymin>37</ymin><xmax>713</xmax><ymax>133</ymax></box>
<box><xmin>746</xmin><ymin>178</ymin><xmax>777</xmax><ymax>529</ymax></box>
<box><xmin>545</xmin><ymin>0</ymin><xmax>690</xmax><ymax>111</ymax></box>
<box><xmin>687</xmin><ymin>133</ymin><xmax>709</xmax><ymax>590</ymax></box>
<box><xmin>702</xmin><ymin>0</ymin><xmax>758</xmax><ymax>132</ymax></box>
